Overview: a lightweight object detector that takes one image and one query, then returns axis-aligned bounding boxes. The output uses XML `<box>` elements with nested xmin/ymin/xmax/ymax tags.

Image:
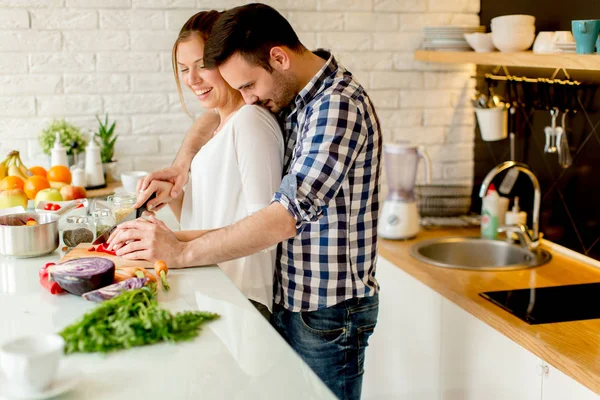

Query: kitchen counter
<box><xmin>0</xmin><ymin>217</ymin><xmax>335</xmax><ymax>399</ymax></box>
<box><xmin>378</xmin><ymin>227</ymin><xmax>600</xmax><ymax>395</ymax></box>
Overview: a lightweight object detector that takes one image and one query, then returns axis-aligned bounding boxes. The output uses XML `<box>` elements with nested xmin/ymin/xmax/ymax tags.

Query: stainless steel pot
<box><xmin>0</xmin><ymin>212</ymin><xmax>60</xmax><ymax>258</ymax></box>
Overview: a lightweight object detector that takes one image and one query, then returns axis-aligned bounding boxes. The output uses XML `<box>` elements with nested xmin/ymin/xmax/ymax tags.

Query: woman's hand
<box><xmin>107</xmin><ymin>215</ymin><xmax>188</xmax><ymax>268</ymax></box>
<box><xmin>136</xmin><ymin>180</ymin><xmax>177</xmax><ymax>212</ymax></box>
<box><xmin>135</xmin><ymin>165</ymin><xmax>188</xmax><ymax>209</ymax></box>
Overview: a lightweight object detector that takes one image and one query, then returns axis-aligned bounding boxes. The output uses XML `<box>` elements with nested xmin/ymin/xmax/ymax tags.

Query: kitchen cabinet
<box><xmin>440</xmin><ymin>298</ymin><xmax>543</xmax><ymax>400</ymax></box>
<box><xmin>363</xmin><ymin>257</ymin><xmax>598</xmax><ymax>400</ymax></box>
<box><xmin>362</xmin><ymin>257</ymin><xmax>442</xmax><ymax>400</ymax></box>
<box><xmin>543</xmin><ymin>363</ymin><xmax>599</xmax><ymax>400</ymax></box>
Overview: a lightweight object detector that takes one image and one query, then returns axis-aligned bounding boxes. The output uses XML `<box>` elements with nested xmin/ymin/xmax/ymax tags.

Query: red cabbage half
<box><xmin>49</xmin><ymin>257</ymin><xmax>115</xmax><ymax>296</ymax></box>
<box><xmin>82</xmin><ymin>277</ymin><xmax>148</xmax><ymax>302</ymax></box>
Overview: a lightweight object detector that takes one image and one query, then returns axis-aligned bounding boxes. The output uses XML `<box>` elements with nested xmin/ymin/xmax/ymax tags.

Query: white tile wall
<box><xmin>0</xmin><ymin>0</ymin><xmax>477</xmax><ymax>184</ymax></box>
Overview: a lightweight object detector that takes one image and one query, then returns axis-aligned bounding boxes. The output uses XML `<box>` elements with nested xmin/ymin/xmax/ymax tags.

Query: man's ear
<box><xmin>269</xmin><ymin>46</ymin><xmax>291</xmax><ymax>71</ymax></box>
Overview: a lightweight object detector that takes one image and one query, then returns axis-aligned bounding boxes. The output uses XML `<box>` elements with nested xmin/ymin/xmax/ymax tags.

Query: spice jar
<box><xmin>107</xmin><ymin>193</ymin><xmax>137</xmax><ymax>223</ymax></box>
<box><xmin>62</xmin><ymin>216</ymin><xmax>95</xmax><ymax>248</ymax></box>
<box><xmin>90</xmin><ymin>209</ymin><xmax>116</xmax><ymax>237</ymax></box>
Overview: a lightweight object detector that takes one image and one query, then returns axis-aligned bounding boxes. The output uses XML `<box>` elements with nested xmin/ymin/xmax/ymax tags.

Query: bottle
<box><xmin>481</xmin><ymin>183</ymin><xmax>500</xmax><ymax>239</ymax></box>
<box><xmin>50</xmin><ymin>132</ymin><xmax>68</xmax><ymax>167</ymax></box>
<box><xmin>505</xmin><ymin>196</ymin><xmax>527</xmax><ymax>226</ymax></box>
<box><xmin>85</xmin><ymin>135</ymin><xmax>105</xmax><ymax>188</ymax></box>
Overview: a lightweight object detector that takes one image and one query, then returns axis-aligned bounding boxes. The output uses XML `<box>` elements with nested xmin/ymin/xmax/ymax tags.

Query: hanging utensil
<box><xmin>544</xmin><ymin>109</ymin><xmax>559</xmax><ymax>153</ymax></box>
<box><xmin>559</xmin><ymin>111</ymin><xmax>572</xmax><ymax>168</ymax></box>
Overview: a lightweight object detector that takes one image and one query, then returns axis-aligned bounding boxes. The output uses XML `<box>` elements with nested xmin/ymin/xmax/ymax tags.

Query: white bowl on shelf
<box><xmin>491</xmin><ymin>24</ymin><xmax>536</xmax><ymax>34</ymax></box>
<box><xmin>491</xmin><ymin>14</ymin><xmax>535</xmax><ymax>27</ymax></box>
<box><xmin>464</xmin><ymin>32</ymin><xmax>496</xmax><ymax>52</ymax></box>
<box><xmin>491</xmin><ymin>30</ymin><xmax>535</xmax><ymax>52</ymax></box>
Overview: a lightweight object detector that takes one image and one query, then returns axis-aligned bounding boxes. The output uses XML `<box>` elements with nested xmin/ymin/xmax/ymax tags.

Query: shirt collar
<box><xmin>293</xmin><ymin>49</ymin><xmax>337</xmax><ymax>110</ymax></box>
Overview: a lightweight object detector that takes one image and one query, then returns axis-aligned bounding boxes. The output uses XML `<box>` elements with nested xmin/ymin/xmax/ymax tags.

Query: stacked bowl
<box><xmin>491</xmin><ymin>14</ymin><xmax>536</xmax><ymax>52</ymax></box>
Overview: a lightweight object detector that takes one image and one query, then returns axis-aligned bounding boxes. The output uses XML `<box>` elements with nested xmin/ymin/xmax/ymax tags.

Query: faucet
<box><xmin>479</xmin><ymin>161</ymin><xmax>541</xmax><ymax>251</ymax></box>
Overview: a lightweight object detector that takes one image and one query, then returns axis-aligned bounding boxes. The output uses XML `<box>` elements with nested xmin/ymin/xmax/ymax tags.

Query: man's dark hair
<box><xmin>203</xmin><ymin>3</ymin><xmax>304</xmax><ymax>72</ymax></box>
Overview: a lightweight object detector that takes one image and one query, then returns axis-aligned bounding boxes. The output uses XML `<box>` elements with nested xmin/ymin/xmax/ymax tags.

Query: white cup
<box><xmin>120</xmin><ymin>171</ymin><xmax>149</xmax><ymax>194</ymax></box>
<box><xmin>475</xmin><ymin>107</ymin><xmax>508</xmax><ymax>141</ymax></box>
<box><xmin>0</xmin><ymin>334</ymin><xmax>64</xmax><ymax>393</ymax></box>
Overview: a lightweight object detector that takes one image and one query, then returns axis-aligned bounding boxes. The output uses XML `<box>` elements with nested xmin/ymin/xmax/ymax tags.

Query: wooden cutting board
<box><xmin>60</xmin><ymin>243</ymin><xmax>154</xmax><ymax>270</ymax></box>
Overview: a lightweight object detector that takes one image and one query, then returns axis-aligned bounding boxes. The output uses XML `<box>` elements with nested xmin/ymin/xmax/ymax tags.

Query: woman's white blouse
<box><xmin>180</xmin><ymin>105</ymin><xmax>284</xmax><ymax>311</ymax></box>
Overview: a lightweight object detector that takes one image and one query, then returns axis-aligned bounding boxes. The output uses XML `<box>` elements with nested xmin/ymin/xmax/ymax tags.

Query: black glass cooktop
<box><xmin>480</xmin><ymin>283</ymin><xmax>600</xmax><ymax>325</ymax></box>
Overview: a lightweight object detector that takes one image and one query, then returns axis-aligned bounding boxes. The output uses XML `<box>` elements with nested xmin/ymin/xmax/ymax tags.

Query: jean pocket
<box><xmin>357</xmin><ymin>323</ymin><xmax>376</xmax><ymax>374</ymax></box>
<box><xmin>299</xmin><ymin>310</ymin><xmax>346</xmax><ymax>341</ymax></box>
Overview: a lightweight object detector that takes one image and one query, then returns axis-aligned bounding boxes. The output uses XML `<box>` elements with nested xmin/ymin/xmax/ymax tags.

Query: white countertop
<box><xmin>0</xmin><ymin>209</ymin><xmax>335</xmax><ymax>400</ymax></box>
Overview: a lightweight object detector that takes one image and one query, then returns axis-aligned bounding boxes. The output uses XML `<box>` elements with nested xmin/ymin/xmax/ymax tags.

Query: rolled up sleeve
<box><xmin>271</xmin><ymin>94</ymin><xmax>367</xmax><ymax>233</ymax></box>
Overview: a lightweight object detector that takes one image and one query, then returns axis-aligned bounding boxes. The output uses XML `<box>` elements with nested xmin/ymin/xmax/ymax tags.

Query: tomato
<box><xmin>44</xmin><ymin>203</ymin><xmax>53</xmax><ymax>211</ymax></box>
<box><xmin>51</xmin><ymin>204</ymin><xmax>61</xmax><ymax>211</ymax></box>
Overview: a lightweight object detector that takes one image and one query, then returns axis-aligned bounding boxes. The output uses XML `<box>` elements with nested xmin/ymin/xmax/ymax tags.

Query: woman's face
<box><xmin>177</xmin><ymin>34</ymin><xmax>231</xmax><ymax>109</ymax></box>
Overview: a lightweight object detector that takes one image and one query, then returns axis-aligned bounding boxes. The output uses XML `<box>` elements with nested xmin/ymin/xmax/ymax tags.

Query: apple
<box><xmin>34</xmin><ymin>188</ymin><xmax>63</xmax><ymax>207</ymax></box>
<box><xmin>49</xmin><ymin>181</ymin><xmax>67</xmax><ymax>190</ymax></box>
<box><xmin>60</xmin><ymin>185</ymin><xmax>87</xmax><ymax>201</ymax></box>
<box><xmin>0</xmin><ymin>189</ymin><xmax>28</xmax><ymax>209</ymax></box>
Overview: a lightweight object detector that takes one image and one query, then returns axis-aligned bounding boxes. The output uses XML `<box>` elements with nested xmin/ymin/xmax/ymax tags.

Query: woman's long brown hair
<box><xmin>172</xmin><ymin>10</ymin><xmax>222</xmax><ymax>118</ymax></box>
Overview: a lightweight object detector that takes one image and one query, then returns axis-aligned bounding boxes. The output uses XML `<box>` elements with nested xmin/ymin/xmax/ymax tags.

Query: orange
<box><xmin>0</xmin><ymin>176</ymin><xmax>25</xmax><ymax>191</ymax></box>
<box><xmin>47</xmin><ymin>165</ymin><xmax>72</xmax><ymax>184</ymax></box>
<box><xmin>29</xmin><ymin>166</ymin><xmax>47</xmax><ymax>178</ymax></box>
<box><xmin>24</xmin><ymin>176</ymin><xmax>50</xmax><ymax>200</ymax></box>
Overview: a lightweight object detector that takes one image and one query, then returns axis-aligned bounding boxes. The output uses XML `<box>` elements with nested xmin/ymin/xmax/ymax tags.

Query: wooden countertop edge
<box><xmin>377</xmin><ymin>228</ymin><xmax>600</xmax><ymax>395</ymax></box>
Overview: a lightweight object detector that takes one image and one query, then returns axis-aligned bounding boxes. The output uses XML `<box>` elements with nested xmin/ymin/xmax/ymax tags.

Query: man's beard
<box><xmin>263</xmin><ymin>70</ymin><xmax>297</xmax><ymax>113</ymax></box>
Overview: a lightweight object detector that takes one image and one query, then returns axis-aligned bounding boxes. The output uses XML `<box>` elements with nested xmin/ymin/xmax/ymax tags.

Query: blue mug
<box><xmin>572</xmin><ymin>20</ymin><xmax>600</xmax><ymax>54</ymax></box>
<box><xmin>597</xmin><ymin>35</ymin><xmax>600</xmax><ymax>53</ymax></box>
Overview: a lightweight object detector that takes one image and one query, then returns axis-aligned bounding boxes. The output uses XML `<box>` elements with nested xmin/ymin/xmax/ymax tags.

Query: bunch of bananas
<box><xmin>0</xmin><ymin>151</ymin><xmax>33</xmax><ymax>182</ymax></box>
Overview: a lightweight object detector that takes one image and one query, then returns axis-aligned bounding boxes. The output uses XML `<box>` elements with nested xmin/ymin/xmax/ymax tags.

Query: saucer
<box><xmin>0</xmin><ymin>369</ymin><xmax>79</xmax><ymax>400</ymax></box>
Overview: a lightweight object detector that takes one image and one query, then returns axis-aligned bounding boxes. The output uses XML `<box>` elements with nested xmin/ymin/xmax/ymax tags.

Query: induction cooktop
<box><xmin>480</xmin><ymin>282</ymin><xmax>600</xmax><ymax>325</ymax></box>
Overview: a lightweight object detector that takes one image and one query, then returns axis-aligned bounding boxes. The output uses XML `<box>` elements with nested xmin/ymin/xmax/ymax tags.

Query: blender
<box><xmin>378</xmin><ymin>142</ymin><xmax>432</xmax><ymax>240</ymax></box>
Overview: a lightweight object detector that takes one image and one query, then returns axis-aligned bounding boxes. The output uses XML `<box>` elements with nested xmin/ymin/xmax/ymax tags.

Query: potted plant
<box><xmin>38</xmin><ymin>119</ymin><xmax>88</xmax><ymax>167</ymax></box>
<box><xmin>94</xmin><ymin>113</ymin><xmax>119</xmax><ymax>183</ymax></box>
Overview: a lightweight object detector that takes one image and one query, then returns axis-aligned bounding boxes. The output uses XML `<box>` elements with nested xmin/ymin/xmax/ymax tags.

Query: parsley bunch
<box><xmin>59</xmin><ymin>285</ymin><xmax>220</xmax><ymax>354</ymax></box>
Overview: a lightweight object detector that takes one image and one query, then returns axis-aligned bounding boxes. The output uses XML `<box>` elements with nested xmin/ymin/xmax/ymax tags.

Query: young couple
<box><xmin>107</xmin><ymin>4</ymin><xmax>382</xmax><ymax>399</ymax></box>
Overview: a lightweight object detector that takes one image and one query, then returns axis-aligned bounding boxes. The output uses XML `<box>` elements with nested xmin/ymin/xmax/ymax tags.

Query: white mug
<box><xmin>120</xmin><ymin>171</ymin><xmax>149</xmax><ymax>194</ymax></box>
<box><xmin>0</xmin><ymin>334</ymin><xmax>64</xmax><ymax>393</ymax></box>
<box><xmin>552</xmin><ymin>30</ymin><xmax>575</xmax><ymax>43</ymax></box>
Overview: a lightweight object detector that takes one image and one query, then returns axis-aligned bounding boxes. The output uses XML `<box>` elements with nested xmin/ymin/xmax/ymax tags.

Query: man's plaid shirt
<box><xmin>271</xmin><ymin>50</ymin><xmax>382</xmax><ymax>312</ymax></box>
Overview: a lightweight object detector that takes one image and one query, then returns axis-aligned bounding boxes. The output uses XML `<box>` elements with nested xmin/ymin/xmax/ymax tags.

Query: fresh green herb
<box><xmin>38</xmin><ymin>119</ymin><xmax>88</xmax><ymax>156</ymax></box>
<box><xmin>59</xmin><ymin>285</ymin><xmax>220</xmax><ymax>354</ymax></box>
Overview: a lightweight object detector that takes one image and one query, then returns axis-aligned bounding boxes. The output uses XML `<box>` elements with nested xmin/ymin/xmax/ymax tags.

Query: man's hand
<box><xmin>135</xmin><ymin>164</ymin><xmax>188</xmax><ymax>208</ymax></box>
<box><xmin>107</xmin><ymin>215</ymin><xmax>188</xmax><ymax>268</ymax></box>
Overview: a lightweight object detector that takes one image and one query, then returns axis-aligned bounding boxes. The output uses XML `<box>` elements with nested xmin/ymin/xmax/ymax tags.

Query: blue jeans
<box><xmin>271</xmin><ymin>295</ymin><xmax>379</xmax><ymax>400</ymax></box>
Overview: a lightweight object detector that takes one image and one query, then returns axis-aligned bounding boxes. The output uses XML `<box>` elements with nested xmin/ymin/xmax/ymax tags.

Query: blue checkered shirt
<box><xmin>271</xmin><ymin>50</ymin><xmax>382</xmax><ymax>312</ymax></box>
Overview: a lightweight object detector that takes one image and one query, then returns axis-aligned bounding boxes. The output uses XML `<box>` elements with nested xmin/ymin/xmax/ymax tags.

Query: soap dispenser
<box><xmin>505</xmin><ymin>196</ymin><xmax>527</xmax><ymax>226</ymax></box>
<box><xmin>85</xmin><ymin>134</ymin><xmax>105</xmax><ymax>188</ymax></box>
<box><xmin>50</xmin><ymin>132</ymin><xmax>68</xmax><ymax>167</ymax></box>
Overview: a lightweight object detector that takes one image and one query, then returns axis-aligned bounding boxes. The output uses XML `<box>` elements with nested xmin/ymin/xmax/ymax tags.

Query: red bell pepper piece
<box><xmin>96</xmin><ymin>242</ymin><xmax>117</xmax><ymax>256</ymax></box>
<box><xmin>39</xmin><ymin>262</ymin><xmax>64</xmax><ymax>295</ymax></box>
<box><xmin>88</xmin><ymin>246</ymin><xmax>96</xmax><ymax>252</ymax></box>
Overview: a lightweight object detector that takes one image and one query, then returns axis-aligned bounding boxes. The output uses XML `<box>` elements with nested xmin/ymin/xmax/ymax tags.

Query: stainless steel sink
<box><xmin>410</xmin><ymin>236</ymin><xmax>552</xmax><ymax>271</ymax></box>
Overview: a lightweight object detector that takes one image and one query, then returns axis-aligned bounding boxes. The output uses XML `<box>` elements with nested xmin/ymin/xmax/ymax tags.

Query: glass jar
<box><xmin>91</xmin><ymin>209</ymin><xmax>116</xmax><ymax>238</ymax></box>
<box><xmin>107</xmin><ymin>193</ymin><xmax>137</xmax><ymax>223</ymax></box>
<box><xmin>62</xmin><ymin>216</ymin><xmax>95</xmax><ymax>248</ymax></box>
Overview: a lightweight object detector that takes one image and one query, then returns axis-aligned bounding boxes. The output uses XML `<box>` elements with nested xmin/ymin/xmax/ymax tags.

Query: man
<box><xmin>108</xmin><ymin>4</ymin><xmax>381</xmax><ymax>399</ymax></box>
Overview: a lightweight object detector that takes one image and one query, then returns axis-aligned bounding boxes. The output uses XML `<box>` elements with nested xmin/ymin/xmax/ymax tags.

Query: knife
<box><xmin>92</xmin><ymin>193</ymin><xmax>156</xmax><ymax>245</ymax></box>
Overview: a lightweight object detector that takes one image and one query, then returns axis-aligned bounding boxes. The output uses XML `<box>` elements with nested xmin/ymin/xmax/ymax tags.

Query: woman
<box><xmin>126</xmin><ymin>11</ymin><xmax>283</xmax><ymax>318</ymax></box>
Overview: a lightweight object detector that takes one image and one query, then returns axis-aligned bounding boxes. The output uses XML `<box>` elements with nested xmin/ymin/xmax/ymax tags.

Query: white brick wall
<box><xmin>0</xmin><ymin>0</ymin><xmax>477</xmax><ymax>182</ymax></box>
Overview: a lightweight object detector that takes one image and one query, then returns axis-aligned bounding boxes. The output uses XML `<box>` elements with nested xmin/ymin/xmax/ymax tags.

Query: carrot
<box><xmin>154</xmin><ymin>260</ymin><xmax>170</xmax><ymax>291</ymax></box>
<box><xmin>114</xmin><ymin>269</ymin><xmax>135</xmax><ymax>283</ymax></box>
<box><xmin>119</xmin><ymin>266</ymin><xmax>157</xmax><ymax>283</ymax></box>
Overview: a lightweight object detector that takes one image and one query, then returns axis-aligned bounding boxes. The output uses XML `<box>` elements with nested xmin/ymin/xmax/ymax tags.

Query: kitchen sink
<box><xmin>410</xmin><ymin>236</ymin><xmax>552</xmax><ymax>271</ymax></box>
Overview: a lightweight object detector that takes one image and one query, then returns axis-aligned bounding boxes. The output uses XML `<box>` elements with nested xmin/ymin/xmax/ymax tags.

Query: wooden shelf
<box><xmin>414</xmin><ymin>50</ymin><xmax>600</xmax><ymax>71</ymax></box>
<box><xmin>86</xmin><ymin>180</ymin><xmax>122</xmax><ymax>199</ymax></box>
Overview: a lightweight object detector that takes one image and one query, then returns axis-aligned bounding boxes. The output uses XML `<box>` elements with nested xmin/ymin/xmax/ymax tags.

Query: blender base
<box><xmin>378</xmin><ymin>200</ymin><xmax>420</xmax><ymax>240</ymax></box>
